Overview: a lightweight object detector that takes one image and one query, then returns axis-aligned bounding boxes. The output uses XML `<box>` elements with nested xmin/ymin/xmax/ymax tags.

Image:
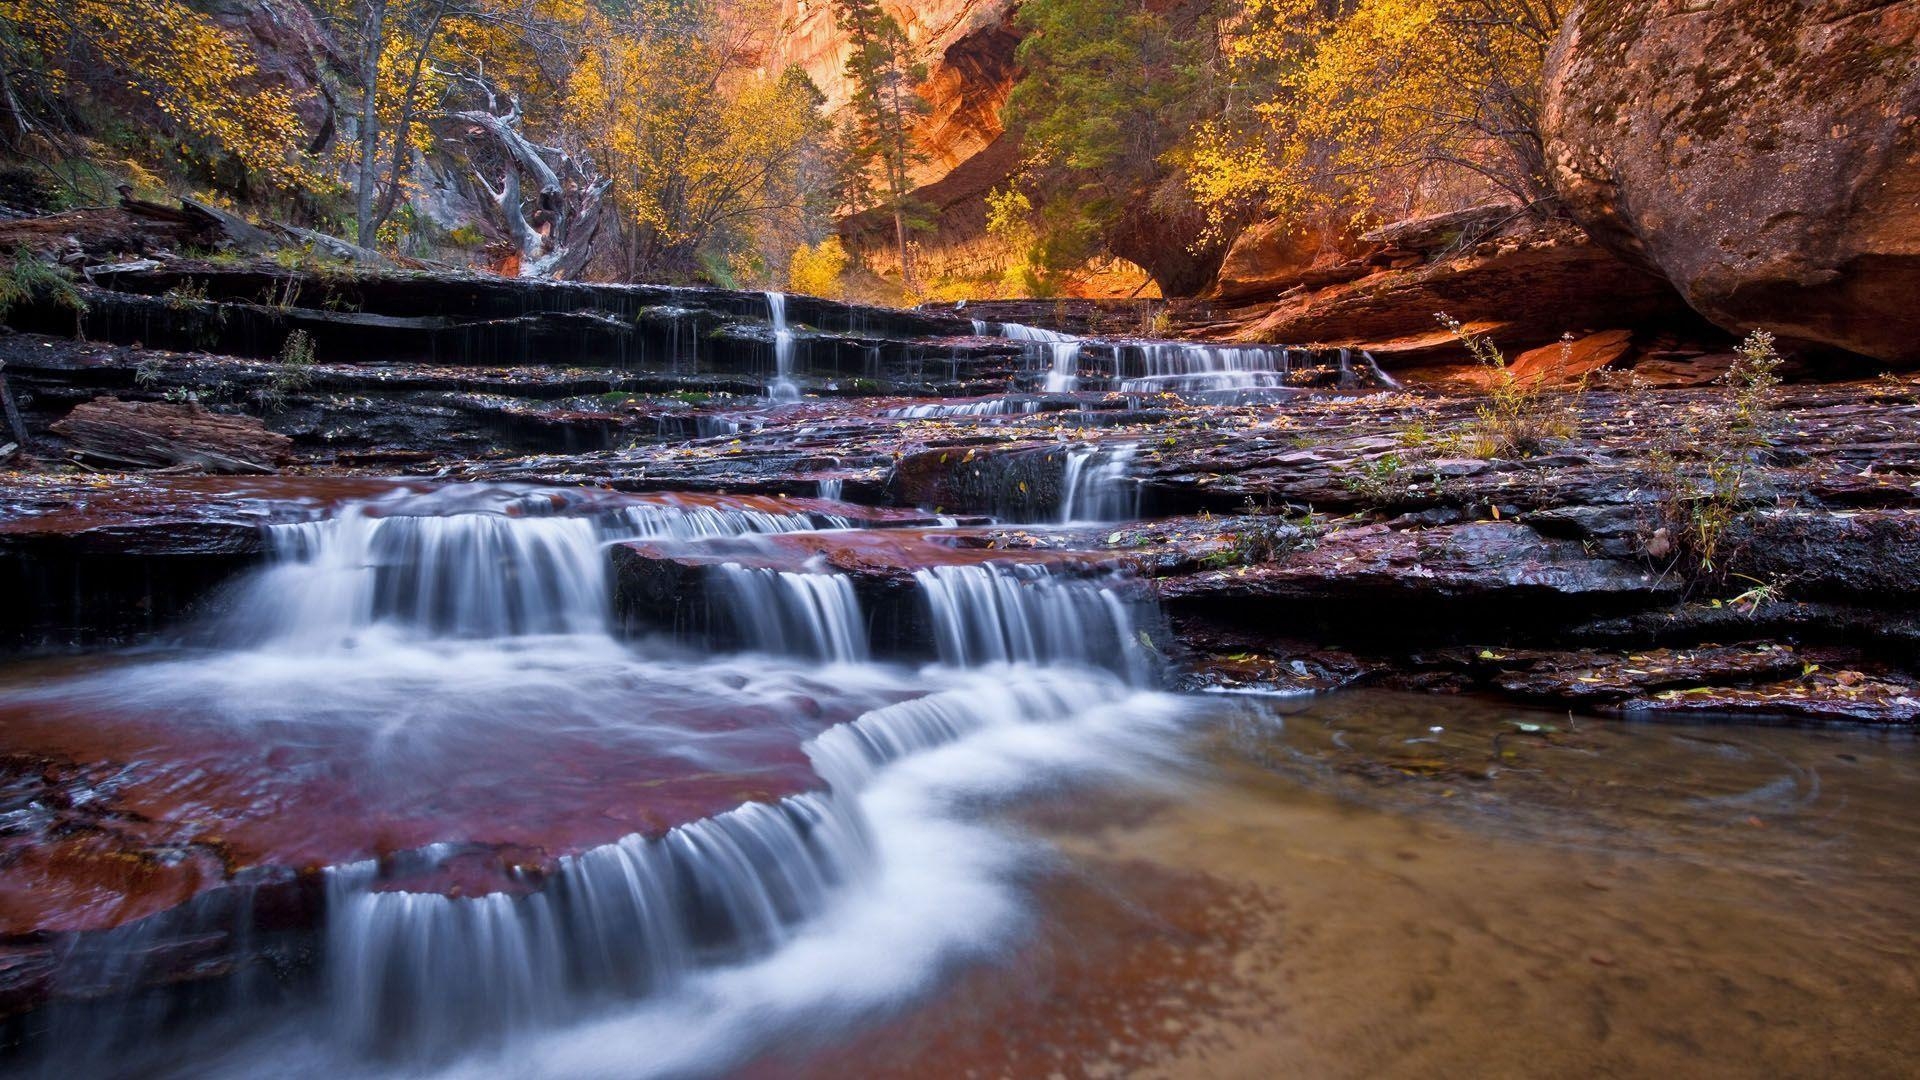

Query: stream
<box><xmin>1</xmin><ymin>476</ymin><xmax>1915</xmax><ymax>1077</ymax></box>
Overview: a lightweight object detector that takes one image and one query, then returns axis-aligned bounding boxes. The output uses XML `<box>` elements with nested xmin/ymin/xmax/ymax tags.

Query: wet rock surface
<box><xmin>3</xmin><ymin>258</ymin><xmax>1919</xmax><ymax>1035</ymax></box>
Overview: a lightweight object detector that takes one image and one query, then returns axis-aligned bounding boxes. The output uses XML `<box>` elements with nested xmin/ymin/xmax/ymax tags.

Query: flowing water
<box><xmin>764</xmin><ymin>292</ymin><xmax>801</xmax><ymax>405</ymax></box>
<box><xmin>2</xmin><ymin>480</ymin><xmax>1917</xmax><ymax>1078</ymax></box>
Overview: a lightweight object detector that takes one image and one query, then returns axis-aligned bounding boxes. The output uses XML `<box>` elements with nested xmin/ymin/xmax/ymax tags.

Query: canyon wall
<box><xmin>769</xmin><ymin>1</ymin><xmax>1023</xmax><ymax>271</ymax></box>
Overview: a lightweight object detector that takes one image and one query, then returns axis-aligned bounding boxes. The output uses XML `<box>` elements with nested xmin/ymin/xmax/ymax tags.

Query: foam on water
<box><xmin>4</xmin><ymin>482</ymin><xmax>1194</xmax><ymax>1078</ymax></box>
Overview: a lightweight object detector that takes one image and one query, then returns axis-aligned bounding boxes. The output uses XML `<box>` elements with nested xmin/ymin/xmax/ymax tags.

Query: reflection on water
<box><xmin>769</xmin><ymin>690</ymin><xmax>1920</xmax><ymax>1078</ymax></box>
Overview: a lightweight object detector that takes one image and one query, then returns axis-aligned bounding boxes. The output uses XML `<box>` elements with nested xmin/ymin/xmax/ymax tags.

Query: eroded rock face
<box><xmin>1542</xmin><ymin>0</ymin><xmax>1920</xmax><ymax>364</ymax></box>
<box><xmin>773</xmin><ymin>1</ymin><xmax>1021</xmax><ymax>235</ymax></box>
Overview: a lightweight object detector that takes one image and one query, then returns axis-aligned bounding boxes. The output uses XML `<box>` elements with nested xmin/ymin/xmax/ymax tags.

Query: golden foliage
<box><xmin>1</xmin><ymin>0</ymin><xmax>314</xmax><ymax>187</ymax></box>
<box><xmin>788</xmin><ymin>237</ymin><xmax>850</xmax><ymax>298</ymax></box>
<box><xmin>1187</xmin><ymin>0</ymin><xmax>1557</xmax><ymax>236</ymax></box>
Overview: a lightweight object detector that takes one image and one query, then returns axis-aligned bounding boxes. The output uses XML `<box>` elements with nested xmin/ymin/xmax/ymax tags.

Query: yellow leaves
<box><xmin>9</xmin><ymin>0</ymin><xmax>316</xmax><ymax>188</ymax></box>
<box><xmin>1190</xmin><ymin>0</ymin><xmax>1549</xmax><ymax>229</ymax></box>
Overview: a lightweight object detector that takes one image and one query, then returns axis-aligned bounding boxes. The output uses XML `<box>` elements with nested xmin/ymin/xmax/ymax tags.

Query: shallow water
<box><xmin>5</xmin><ymin>477</ymin><xmax>1918</xmax><ymax>1077</ymax></box>
<box><xmin>771</xmin><ymin>690</ymin><xmax>1920</xmax><ymax>1078</ymax></box>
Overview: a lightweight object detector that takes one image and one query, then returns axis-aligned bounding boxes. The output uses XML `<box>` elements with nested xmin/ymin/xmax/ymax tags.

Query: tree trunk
<box><xmin>354</xmin><ymin>0</ymin><xmax>389</xmax><ymax>248</ymax></box>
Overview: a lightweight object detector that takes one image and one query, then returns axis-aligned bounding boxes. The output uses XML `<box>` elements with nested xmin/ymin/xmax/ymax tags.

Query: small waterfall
<box><xmin>1059</xmin><ymin>442</ymin><xmax>1140</xmax><ymax>523</ymax></box>
<box><xmin>252</xmin><ymin>511</ymin><xmax>612</xmax><ymax>643</ymax></box>
<box><xmin>712</xmin><ymin>564</ymin><xmax>869</xmax><ymax>662</ymax></box>
<box><xmin>913</xmin><ymin>563</ymin><xmax>1153</xmax><ymax>682</ymax></box>
<box><xmin>991</xmin><ymin>321</ymin><xmax>1082</xmax><ymax>392</ymax></box>
<box><xmin>233</xmin><ymin>494</ymin><xmax>853</xmax><ymax>648</ymax></box>
<box><xmin>807</xmin><ymin>675</ymin><xmax>1138</xmax><ymax>791</ymax></box>
<box><xmin>883</xmin><ymin>398</ymin><xmax>1042</xmax><ymax>419</ymax></box>
<box><xmin>1044</xmin><ymin>341</ymin><xmax>1081</xmax><ymax>392</ymax></box>
<box><xmin>612</xmin><ymin>501</ymin><xmax>847</xmax><ymax>543</ymax></box>
<box><xmin>816</xmin><ymin>478</ymin><xmax>844</xmax><ymax>500</ymax></box>
<box><xmin>326</xmin><ymin>790</ymin><xmax>871</xmax><ymax>1057</ymax></box>
<box><xmin>765</xmin><ymin>291</ymin><xmax>800</xmax><ymax>404</ymax></box>
<box><xmin>1362</xmin><ymin>350</ymin><xmax>1401</xmax><ymax>389</ymax></box>
<box><xmin>1117</xmin><ymin>343</ymin><xmax>1298</xmax><ymax>394</ymax></box>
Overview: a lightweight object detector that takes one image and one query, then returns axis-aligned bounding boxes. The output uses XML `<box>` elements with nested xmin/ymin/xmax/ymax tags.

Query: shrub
<box><xmin>1438</xmin><ymin>313</ymin><xmax>1579</xmax><ymax>458</ymax></box>
<box><xmin>1643</xmin><ymin>330</ymin><xmax>1785</xmax><ymax>579</ymax></box>
<box><xmin>255</xmin><ymin>329</ymin><xmax>315</xmax><ymax>412</ymax></box>
<box><xmin>0</xmin><ymin>250</ymin><xmax>88</xmax><ymax>324</ymax></box>
<box><xmin>788</xmin><ymin>237</ymin><xmax>850</xmax><ymax>299</ymax></box>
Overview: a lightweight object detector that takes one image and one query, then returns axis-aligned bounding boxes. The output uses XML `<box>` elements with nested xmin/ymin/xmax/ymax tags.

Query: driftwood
<box><xmin>50</xmin><ymin>397</ymin><xmax>291</xmax><ymax>474</ymax></box>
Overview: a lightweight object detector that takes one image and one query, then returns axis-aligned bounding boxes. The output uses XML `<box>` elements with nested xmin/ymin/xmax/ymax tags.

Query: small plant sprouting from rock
<box><xmin>256</xmin><ymin>330</ymin><xmax>316</xmax><ymax>413</ymax></box>
<box><xmin>1339</xmin><ymin>452</ymin><xmax>1407</xmax><ymax>503</ymax></box>
<box><xmin>0</xmin><ymin>250</ymin><xmax>88</xmax><ymax>327</ymax></box>
<box><xmin>1644</xmin><ymin>329</ymin><xmax>1785</xmax><ymax>579</ymax></box>
<box><xmin>1437</xmin><ymin>313</ymin><xmax>1579</xmax><ymax>458</ymax></box>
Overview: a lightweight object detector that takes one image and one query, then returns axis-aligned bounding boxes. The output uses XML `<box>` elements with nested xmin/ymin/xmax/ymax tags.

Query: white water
<box><xmin>1058</xmin><ymin>442</ymin><xmax>1141</xmax><ymax>524</ymax></box>
<box><xmin>883</xmin><ymin>398</ymin><xmax>1043</xmax><ymax>419</ymax></box>
<box><xmin>8</xmin><ymin>482</ymin><xmax>1195</xmax><ymax>1078</ymax></box>
<box><xmin>1117</xmin><ymin>343</ymin><xmax>1297</xmax><ymax>395</ymax></box>
<box><xmin>915</xmin><ymin>562</ymin><xmax>1154</xmax><ymax>684</ymax></box>
<box><xmin>988</xmin><ymin>321</ymin><xmax>1083</xmax><ymax>393</ymax></box>
<box><xmin>713</xmin><ymin>563</ymin><xmax>869</xmax><ymax>663</ymax></box>
<box><xmin>765</xmin><ymin>291</ymin><xmax>801</xmax><ymax>405</ymax></box>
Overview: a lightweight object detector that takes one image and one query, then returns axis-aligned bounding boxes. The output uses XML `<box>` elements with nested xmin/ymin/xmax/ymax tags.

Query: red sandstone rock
<box><xmin>1542</xmin><ymin>0</ymin><xmax>1920</xmax><ymax>364</ymax></box>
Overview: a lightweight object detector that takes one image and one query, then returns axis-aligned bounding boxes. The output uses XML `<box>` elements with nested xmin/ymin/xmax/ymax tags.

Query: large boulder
<box><xmin>1542</xmin><ymin>0</ymin><xmax>1920</xmax><ymax>364</ymax></box>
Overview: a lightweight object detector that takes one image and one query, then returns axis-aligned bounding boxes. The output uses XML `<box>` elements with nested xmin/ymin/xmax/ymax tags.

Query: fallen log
<box><xmin>50</xmin><ymin>397</ymin><xmax>291</xmax><ymax>474</ymax></box>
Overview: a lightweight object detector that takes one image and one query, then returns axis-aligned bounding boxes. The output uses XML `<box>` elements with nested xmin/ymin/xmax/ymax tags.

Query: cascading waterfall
<box><xmin>246</xmin><ymin>511</ymin><xmax>613</xmax><ymax>643</ymax></box>
<box><xmin>883</xmin><ymin>398</ymin><xmax>1043</xmax><ymax>419</ymax></box>
<box><xmin>611</xmin><ymin>501</ymin><xmax>848</xmax><ymax>543</ymax></box>
<box><xmin>326</xmin><ymin>790</ymin><xmax>872</xmax><ymax>1056</ymax></box>
<box><xmin>1059</xmin><ymin>442</ymin><xmax>1141</xmax><ymax>523</ymax></box>
<box><xmin>234</xmin><ymin>496</ymin><xmax>850</xmax><ymax>647</ymax></box>
<box><xmin>765</xmin><ymin>291</ymin><xmax>801</xmax><ymax>404</ymax></box>
<box><xmin>7</xmin><ymin>479</ymin><xmax>1190</xmax><ymax>1077</ymax></box>
<box><xmin>989</xmin><ymin>321</ymin><xmax>1083</xmax><ymax>392</ymax></box>
<box><xmin>711</xmin><ymin>564</ymin><xmax>869</xmax><ymax>663</ymax></box>
<box><xmin>913</xmin><ymin>563</ymin><xmax>1154</xmax><ymax>683</ymax></box>
<box><xmin>1118</xmin><ymin>343</ymin><xmax>1297</xmax><ymax>395</ymax></box>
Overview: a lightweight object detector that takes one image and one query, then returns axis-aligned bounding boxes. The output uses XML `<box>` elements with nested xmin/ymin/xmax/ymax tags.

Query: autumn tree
<box><xmin>564</xmin><ymin>0</ymin><xmax>831</xmax><ymax>281</ymax></box>
<box><xmin>832</xmin><ymin>0</ymin><xmax>928</xmax><ymax>293</ymax></box>
<box><xmin>1187</xmin><ymin>0</ymin><xmax>1561</xmax><ymax>236</ymax></box>
<box><xmin>0</xmin><ymin>0</ymin><xmax>312</xmax><ymax>197</ymax></box>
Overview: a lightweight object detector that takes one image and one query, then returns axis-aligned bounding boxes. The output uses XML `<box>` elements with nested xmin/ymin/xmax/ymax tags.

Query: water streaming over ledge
<box><xmin>765</xmin><ymin>291</ymin><xmax>801</xmax><ymax>404</ymax></box>
<box><xmin>713</xmin><ymin>564</ymin><xmax>869</xmax><ymax>663</ymax></box>
<box><xmin>4</xmin><ymin>482</ymin><xmax>1191</xmax><ymax>1075</ymax></box>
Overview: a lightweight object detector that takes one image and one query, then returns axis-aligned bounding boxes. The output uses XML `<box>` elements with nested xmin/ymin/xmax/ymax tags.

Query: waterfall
<box><xmin>913</xmin><ymin>563</ymin><xmax>1153</xmax><ymax>683</ymax></box>
<box><xmin>1117</xmin><ymin>343</ymin><xmax>1298</xmax><ymax>395</ymax></box>
<box><xmin>765</xmin><ymin>291</ymin><xmax>800</xmax><ymax>405</ymax></box>
<box><xmin>1044</xmin><ymin>341</ymin><xmax>1081</xmax><ymax>392</ymax></box>
<box><xmin>883</xmin><ymin>398</ymin><xmax>1042</xmax><ymax>419</ymax></box>
<box><xmin>230</xmin><ymin>493</ymin><xmax>852</xmax><ymax>648</ymax></box>
<box><xmin>5</xmin><ymin>475</ymin><xmax>1191</xmax><ymax>1074</ymax></box>
<box><xmin>990</xmin><ymin>321</ymin><xmax>1082</xmax><ymax>392</ymax></box>
<box><xmin>326</xmin><ymin>790</ymin><xmax>872</xmax><ymax>1056</ymax></box>
<box><xmin>1059</xmin><ymin>442</ymin><xmax>1140</xmax><ymax>523</ymax></box>
<box><xmin>251</xmin><ymin>511</ymin><xmax>613</xmax><ymax>643</ymax></box>
<box><xmin>712</xmin><ymin>564</ymin><xmax>869</xmax><ymax>663</ymax></box>
<box><xmin>807</xmin><ymin>674</ymin><xmax>1139</xmax><ymax>791</ymax></box>
<box><xmin>612</xmin><ymin>501</ymin><xmax>847</xmax><ymax>543</ymax></box>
